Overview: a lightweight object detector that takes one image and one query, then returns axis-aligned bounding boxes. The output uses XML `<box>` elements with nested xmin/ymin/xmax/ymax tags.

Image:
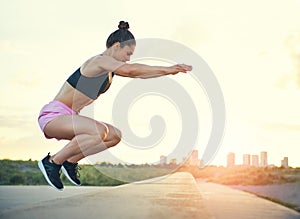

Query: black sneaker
<box><xmin>38</xmin><ymin>153</ymin><xmax>63</xmax><ymax>191</ymax></box>
<box><xmin>61</xmin><ymin>160</ymin><xmax>81</xmax><ymax>186</ymax></box>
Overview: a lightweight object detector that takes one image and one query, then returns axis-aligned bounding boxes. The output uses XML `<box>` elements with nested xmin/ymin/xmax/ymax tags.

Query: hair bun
<box><xmin>118</xmin><ymin>21</ymin><xmax>130</xmax><ymax>30</ymax></box>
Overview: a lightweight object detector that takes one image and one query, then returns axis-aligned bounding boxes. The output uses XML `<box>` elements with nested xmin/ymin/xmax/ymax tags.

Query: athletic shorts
<box><xmin>38</xmin><ymin>100</ymin><xmax>77</xmax><ymax>139</ymax></box>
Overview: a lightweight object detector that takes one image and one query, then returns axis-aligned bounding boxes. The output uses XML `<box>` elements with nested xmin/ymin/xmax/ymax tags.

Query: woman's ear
<box><xmin>112</xmin><ymin>42</ymin><xmax>121</xmax><ymax>50</ymax></box>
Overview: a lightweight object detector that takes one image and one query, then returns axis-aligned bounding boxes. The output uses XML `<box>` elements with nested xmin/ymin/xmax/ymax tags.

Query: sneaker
<box><xmin>38</xmin><ymin>153</ymin><xmax>63</xmax><ymax>191</ymax></box>
<box><xmin>61</xmin><ymin>160</ymin><xmax>81</xmax><ymax>186</ymax></box>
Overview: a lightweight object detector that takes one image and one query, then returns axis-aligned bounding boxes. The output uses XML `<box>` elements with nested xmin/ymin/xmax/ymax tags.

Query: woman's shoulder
<box><xmin>94</xmin><ymin>54</ymin><xmax>117</xmax><ymax>62</ymax></box>
<box><xmin>92</xmin><ymin>54</ymin><xmax>125</xmax><ymax>73</ymax></box>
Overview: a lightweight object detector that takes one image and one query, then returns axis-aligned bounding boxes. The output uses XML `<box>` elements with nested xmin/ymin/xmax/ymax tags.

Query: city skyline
<box><xmin>226</xmin><ymin>151</ymin><xmax>292</xmax><ymax>168</ymax></box>
<box><xmin>159</xmin><ymin>149</ymin><xmax>294</xmax><ymax>168</ymax></box>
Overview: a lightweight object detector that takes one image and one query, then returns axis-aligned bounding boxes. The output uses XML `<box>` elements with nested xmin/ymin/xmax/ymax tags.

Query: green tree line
<box><xmin>177</xmin><ymin>165</ymin><xmax>300</xmax><ymax>185</ymax></box>
<box><xmin>0</xmin><ymin>159</ymin><xmax>171</xmax><ymax>186</ymax></box>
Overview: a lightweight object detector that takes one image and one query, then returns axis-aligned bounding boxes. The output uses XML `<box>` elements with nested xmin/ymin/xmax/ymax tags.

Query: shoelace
<box><xmin>73</xmin><ymin>163</ymin><xmax>81</xmax><ymax>178</ymax></box>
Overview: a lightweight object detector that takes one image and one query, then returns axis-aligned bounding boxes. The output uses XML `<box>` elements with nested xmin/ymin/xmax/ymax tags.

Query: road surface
<box><xmin>0</xmin><ymin>172</ymin><xmax>299</xmax><ymax>219</ymax></box>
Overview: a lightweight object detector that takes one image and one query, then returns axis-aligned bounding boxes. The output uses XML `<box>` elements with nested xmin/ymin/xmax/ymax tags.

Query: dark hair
<box><xmin>106</xmin><ymin>21</ymin><xmax>136</xmax><ymax>48</ymax></box>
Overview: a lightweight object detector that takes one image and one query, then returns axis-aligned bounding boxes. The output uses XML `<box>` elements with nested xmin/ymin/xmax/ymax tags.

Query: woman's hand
<box><xmin>166</xmin><ymin>64</ymin><xmax>193</xmax><ymax>75</ymax></box>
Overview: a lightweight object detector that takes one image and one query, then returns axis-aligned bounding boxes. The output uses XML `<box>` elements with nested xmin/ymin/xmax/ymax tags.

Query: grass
<box><xmin>240</xmin><ymin>189</ymin><xmax>300</xmax><ymax>213</ymax></box>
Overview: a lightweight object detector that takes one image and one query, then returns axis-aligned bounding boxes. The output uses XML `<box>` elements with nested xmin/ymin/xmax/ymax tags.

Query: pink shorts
<box><xmin>38</xmin><ymin>100</ymin><xmax>77</xmax><ymax>139</ymax></box>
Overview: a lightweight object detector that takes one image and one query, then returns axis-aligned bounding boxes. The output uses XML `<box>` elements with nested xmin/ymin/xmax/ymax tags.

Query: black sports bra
<box><xmin>66</xmin><ymin>68</ymin><xmax>114</xmax><ymax>100</ymax></box>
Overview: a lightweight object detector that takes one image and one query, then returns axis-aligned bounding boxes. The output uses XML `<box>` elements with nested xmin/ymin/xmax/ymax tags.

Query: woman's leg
<box><xmin>66</xmin><ymin>123</ymin><xmax>122</xmax><ymax>163</ymax></box>
<box><xmin>43</xmin><ymin>115</ymin><xmax>122</xmax><ymax>164</ymax></box>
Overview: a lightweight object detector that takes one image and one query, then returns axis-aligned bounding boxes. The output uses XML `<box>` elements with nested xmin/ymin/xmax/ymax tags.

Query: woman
<box><xmin>38</xmin><ymin>21</ymin><xmax>192</xmax><ymax>190</ymax></box>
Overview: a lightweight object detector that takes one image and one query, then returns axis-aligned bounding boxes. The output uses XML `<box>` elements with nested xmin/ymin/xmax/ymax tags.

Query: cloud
<box><xmin>263</xmin><ymin>123</ymin><xmax>300</xmax><ymax>131</ymax></box>
<box><xmin>0</xmin><ymin>115</ymin><xmax>32</xmax><ymax>129</ymax></box>
<box><xmin>0</xmin><ymin>40</ymin><xmax>29</xmax><ymax>55</ymax></box>
<box><xmin>11</xmin><ymin>70</ymin><xmax>42</xmax><ymax>88</ymax></box>
<box><xmin>276</xmin><ymin>73</ymin><xmax>298</xmax><ymax>90</ymax></box>
<box><xmin>285</xmin><ymin>32</ymin><xmax>300</xmax><ymax>88</ymax></box>
<box><xmin>0</xmin><ymin>136</ymin><xmax>7</xmax><ymax>144</ymax></box>
<box><xmin>170</xmin><ymin>19</ymin><xmax>209</xmax><ymax>47</ymax></box>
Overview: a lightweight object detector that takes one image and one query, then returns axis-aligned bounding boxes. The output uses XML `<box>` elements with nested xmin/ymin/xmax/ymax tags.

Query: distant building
<box><xmin>199</xmin><ymin>159</ymin><xmax>204</xmax><ymax>168</ymax></box>
<box><xmin>243</xmin><ymin>154</ymin><xmax>251</xmax><ymax>166</ymax></box>
<box><xmin>191</xmin><ymin>150</ymin><xmax>198</xmax><ymax>161</ymax></box>
<box><xmin>227</xmin><ymin>152</ymin><xmax>235</xmax><ymax>167</ymax></box>
<box><xmin>169</xmin><ymin>158</ymin><xmax>177</xmax><ymax>165</ymax></box>
<box><xmin>187</xmin><ymin>150</ymin><xmax>201</xmax><ymax>166</ymax></box>
<box><xmin>260</xmin><ymin>151</ymin><xmax>268</xmax><ymax>167</ymax></box>
<box><xmin>251</xmin><ymin>155</ymin><xmax>259</xmax><ymax>167</ymax></box>
<box><xmin>160</xmin><ymin>155</ymin><xmax>167</xmax><ymax>166</ymax></box>
<box><xmin>281</xmin><ymin>157</ymin><xmax>288</xmax><ymax>168</ymax></box>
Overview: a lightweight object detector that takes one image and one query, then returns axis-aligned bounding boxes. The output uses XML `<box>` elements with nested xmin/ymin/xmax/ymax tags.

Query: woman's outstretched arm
<box><xmin>114</xmin><ymin>63</ymin><xmax>192</xmax><ymax>79</ymax></box>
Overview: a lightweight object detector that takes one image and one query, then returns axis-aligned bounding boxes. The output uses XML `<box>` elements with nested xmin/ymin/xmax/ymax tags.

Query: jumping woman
<box><xmin>37</xmin><ymin>21</ymin><xmax>192</xmax><ymax>190</ymax></box>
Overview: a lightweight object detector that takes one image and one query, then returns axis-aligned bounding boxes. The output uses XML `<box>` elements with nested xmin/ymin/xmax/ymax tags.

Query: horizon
<box><xmin>1</xmin><ymin>150</ymin><xmax>299</xmax><ymax>169</ymax></box>
<box><xmin>1</xmin><ymin>158</ymin><xmax>299</xmax><ymax>169</ymax></box>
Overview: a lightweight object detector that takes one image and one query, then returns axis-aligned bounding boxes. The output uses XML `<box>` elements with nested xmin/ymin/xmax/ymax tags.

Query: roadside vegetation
<box><xmin>177</xmin><ymin>165</ymin><xmax>300</xmax><ymax>185</ymax></box>
<box><xmin>0</xmin><ymin>159</ymin><xmax>172</xmax><ymax>186</ymax></box>
<box><xmin>1</xmin><ymin>159</ymin><xmax>299</xmax><ymax>186</ymax></box>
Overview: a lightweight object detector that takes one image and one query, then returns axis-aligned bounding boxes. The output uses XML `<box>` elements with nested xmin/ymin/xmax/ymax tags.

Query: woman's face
<box><xmin>113</xmin><ymin>44</ymin><xmax>135</xmax><ymax>62</ymax></box>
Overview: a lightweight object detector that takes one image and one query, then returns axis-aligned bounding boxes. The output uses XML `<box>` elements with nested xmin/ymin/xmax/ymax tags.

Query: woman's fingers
<box><xmin>180</xmin><ymin>64</ymin><xmax>193</xmax><ymax>71</ymax></box>
<box><xmin>176</xmin><ymin>64</ymin><xmax>193</xmax><ymax>73</ymax></box>
<box><xmin>168</xmin><ymin>64</ymin><xmax>193</xmax><ymax>75</ymax></box>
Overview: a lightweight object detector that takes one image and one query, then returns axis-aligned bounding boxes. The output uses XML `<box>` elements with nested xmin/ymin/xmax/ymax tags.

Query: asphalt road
<box><xmin>0</xmin><ymin>185</ymin><xmax>108</xmax><ymax>210</ymax></box>
<box><xmin>0</xmin><ymin>173</ymin><xmax>299</xmax><ymax>219</ymax></box>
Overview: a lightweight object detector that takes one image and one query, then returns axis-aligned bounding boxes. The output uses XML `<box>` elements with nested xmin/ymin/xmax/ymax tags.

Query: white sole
<box><xmin>38</xmin><ymin>160</ymin><xmax>63</xmax><ymax>191</ymax></box>
<box><xmin>61</xmin><ymin>166</ymin><xmax>80</xmax><ymax>186</ymax></box>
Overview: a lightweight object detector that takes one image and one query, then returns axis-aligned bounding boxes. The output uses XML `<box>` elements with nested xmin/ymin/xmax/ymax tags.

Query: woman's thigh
<box><xmin>44</xmin><ymin>115</ymin><xmax>108</xmax><ymax>140</ymax></box>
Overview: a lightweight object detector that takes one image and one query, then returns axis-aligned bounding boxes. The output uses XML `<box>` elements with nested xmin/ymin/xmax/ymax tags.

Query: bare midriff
<box><xmin>54</xmin><ymin>82</ymin><xmax>95</xmax><ymax>113</ymax></box>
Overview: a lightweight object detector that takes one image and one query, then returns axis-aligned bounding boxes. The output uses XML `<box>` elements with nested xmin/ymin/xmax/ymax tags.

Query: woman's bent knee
<box><xmin>115</xmin><ymin>128</ymin><xmax>122</xmax><ymax>141</ymax></box>
<box><xmin>107</xmin><ymin>128</ymin><xmax>122</xmax><ymax>148</ymax></box>
<box><xmin>112</xmin><ymin>128</ymin><xmax>122</xmax><ymax>144</ymax></box>
<box><xmin>114</xmin><ymin>134</ymin><xmax>122</xmax><ymax>145</ymax></box>
<box><xmin>94</xmin><ymin>122</ymin><xmax>109</xmax><ymax>140</ymax></box>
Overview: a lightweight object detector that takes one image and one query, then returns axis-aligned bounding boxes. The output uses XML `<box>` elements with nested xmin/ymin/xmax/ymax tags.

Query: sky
<box><xmin>0</xmin><ymin>0</ymin><xmax>300</xmax><ymax>167</ymax></box>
